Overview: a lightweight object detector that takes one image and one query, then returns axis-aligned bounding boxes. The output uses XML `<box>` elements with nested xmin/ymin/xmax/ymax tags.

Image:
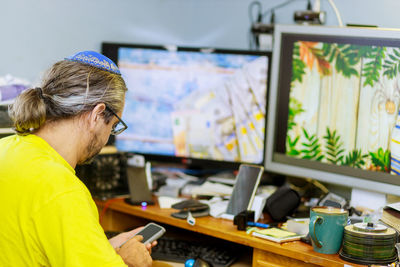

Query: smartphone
<box><xmin>120</xmin><ymin>223</ymin><xmax>166</xmax><ymax>247</ymax></box>
<box><xmin>225</xmin><ymin>164</ymin><xmax>264</xmax><ymax>217</ymax></box>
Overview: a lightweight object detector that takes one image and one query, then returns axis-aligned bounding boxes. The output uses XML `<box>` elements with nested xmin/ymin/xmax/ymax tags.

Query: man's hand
<box><xmin>109</xmin><ymin>227</ymin><xmax>143</xmax><ymax>249</ymax></box>
<box><xmin>115</xmin><ymin>235</ymin><xmax>152</xmax><ymax>267</ymax></box>
<box><xmin>108</xmin><ymin>227</ymin><xmax>157</xmax><ymax>253</ymax></box>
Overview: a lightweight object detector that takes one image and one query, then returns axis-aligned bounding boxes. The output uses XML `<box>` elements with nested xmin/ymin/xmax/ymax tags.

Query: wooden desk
<box><xmin>96</xmin><ymin>198</ymin><xmax>363</xmax><ymax>267</ymax></box>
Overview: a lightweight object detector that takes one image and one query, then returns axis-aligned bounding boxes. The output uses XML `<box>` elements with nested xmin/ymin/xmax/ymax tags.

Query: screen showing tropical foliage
<box><xmin>286</xmin><ymin>40</ymin><xmax>400</xmax><ymax>175</ymax></box>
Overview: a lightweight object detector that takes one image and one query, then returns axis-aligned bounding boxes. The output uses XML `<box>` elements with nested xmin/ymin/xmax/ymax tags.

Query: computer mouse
<box><xmin>184</xmin><ymin>258</ymin><xmax>211</xmax><ymax>267</ymax></box>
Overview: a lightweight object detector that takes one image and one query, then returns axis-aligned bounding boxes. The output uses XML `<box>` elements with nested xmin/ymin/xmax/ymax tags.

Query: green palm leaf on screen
<box><xmin>323</xmin><ymin>128</ymin><xmax>345</xmax><ymax>165</ymax></box>
<box><xmin>286</xmin><ymin>135</ymin><xmax>300</xmax><ymax>156</ymax></box>
<box><xmin>300</xmin><ymin>128</ymin><xmax>324</xmax><ymax>161</ymax></box>
<box><xmin>287</xmin><ymin>97</ymin><xmax>304</xmax><ymax>131</ymax></box>
<box><xmin>322</xmin><ymin>43</ymin><xmax>361</xmax><ymax>78</ymax></box>
<box><xmin>383</xmin><ymin>48</ymin><xmax>400</xmax><ymax>79</ymax></box>
<box><xmin>369</xmin><ymin>148</ymin><xmax>390</xmax><ymax>172</ymax></box>
<box><xmin>292</xmin><ymin>42</ymin><xmax>306</xmax><ymax>83</ymax></box>
<box><xmin>343</xmin><ymin>149</ymin><xmax>368</xmax><ymax>168</ymax></box>
<box><xmin>361</xmin><ymin>46</ymin><xmax>385</xmax><ymax>87</ymax></box>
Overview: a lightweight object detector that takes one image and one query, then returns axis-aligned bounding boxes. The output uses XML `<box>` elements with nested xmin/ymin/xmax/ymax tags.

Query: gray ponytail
<box><xmin>8</xmin><ymin>88</ymin><xmax>46</xmax><ymax>135</ymax></box>
<box><xmin>8</xmin><ymin>60</ymin><xmax>127</xmax><ymax>135</ymax></box>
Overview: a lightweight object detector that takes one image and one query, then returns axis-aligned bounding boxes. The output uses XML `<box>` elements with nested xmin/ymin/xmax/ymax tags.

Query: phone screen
<box><xmin>136</xmin><ymin>224</ymin><xmax>164</xmax><ymax>243</ymax></box>
<box><xmin>120</xmin><ymin>223</ymin><xmax>165</xmax><ymax>248</ymax></box>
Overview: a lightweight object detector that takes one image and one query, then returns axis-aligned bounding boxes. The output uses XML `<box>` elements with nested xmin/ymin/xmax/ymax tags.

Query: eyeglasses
<box><xmin>105</xmin><ymin>105</ymin><xmax>128</xmax><ymax>135</ymax></box>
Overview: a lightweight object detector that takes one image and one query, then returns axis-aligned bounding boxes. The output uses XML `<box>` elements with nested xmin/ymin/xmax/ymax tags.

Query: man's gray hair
<box><xmin>9</xmin><ymin>60</ymin><xmax>127</xmax><ymax>135</ymax></box>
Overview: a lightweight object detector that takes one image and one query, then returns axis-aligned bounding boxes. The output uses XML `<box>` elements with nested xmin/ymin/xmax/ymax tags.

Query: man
<box><xmin>0</xmin><ymin>51</ymin><xmax>154</xmax><ymax>266</ymax></box>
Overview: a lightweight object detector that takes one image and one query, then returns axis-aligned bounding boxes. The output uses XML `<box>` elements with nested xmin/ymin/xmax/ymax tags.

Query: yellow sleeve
<box><xmin>32</xmin><ymin>190</ymin><xmax>127</xmax><ymax>267</ymax></box>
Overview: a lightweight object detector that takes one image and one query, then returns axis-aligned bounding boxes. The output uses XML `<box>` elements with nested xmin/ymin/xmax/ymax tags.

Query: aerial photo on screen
<box><xmin>116</xmin><ymin>48</ymin><xmax>268</xmax><ymax>164</ymax></box>
<box><xmin>286</xmin><ymin>40</ymin><xmax>400</xmax><ymax>175</ymax></box>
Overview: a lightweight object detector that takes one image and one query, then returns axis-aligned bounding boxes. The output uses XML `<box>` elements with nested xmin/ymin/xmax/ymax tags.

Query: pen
<box><xmin>247</xmin><ymin>222</ymin><xmax>272</xmax><ymax>229</ymax></box>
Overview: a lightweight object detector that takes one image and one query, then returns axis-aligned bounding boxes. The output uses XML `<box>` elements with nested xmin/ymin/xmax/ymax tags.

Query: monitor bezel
<box><xmin>265</xmin><ymin>24</ymin><xmax>400</xmax><ymax>196</ymax></box>
<box><xmin>102</xmin><ymin>42</ymin><xmax>272</xmax><ymax>170</ymax></box>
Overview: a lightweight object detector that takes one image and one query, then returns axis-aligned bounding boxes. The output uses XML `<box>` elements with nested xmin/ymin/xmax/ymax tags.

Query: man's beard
<box><xmin>78</xmin><ymin>134</ymin><xmax>104</xmax><ymax>165</ymax></box>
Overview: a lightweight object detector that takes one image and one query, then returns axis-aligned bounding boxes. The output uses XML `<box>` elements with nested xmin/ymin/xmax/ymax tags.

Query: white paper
<box><xmin>386</xmin><ymin>202</ymin><xmax>400</xmax><ymax>211</ymax></box>
<box><xmin>190</xmin><ymin>181</ymin><xmax>233</xmax><ymax>196</ymax></box>
<box><xmin>208</xmin><ymin>200</ymin><xmax>229</xmax><ymax>218</ymax></box>
<box><xmin>251</xmin><ymin>195</ymin><xmax>267</xmax><ymax>222</ymax></box>
<box><xmin>350</xmin><ymin>188</ymin><xmax>386</xmax><ymax>211</ymax></box>
<box><xmin>157</xmin><ymin>196</ymin><xmax>184</xmax><ymax>209</ymax></box>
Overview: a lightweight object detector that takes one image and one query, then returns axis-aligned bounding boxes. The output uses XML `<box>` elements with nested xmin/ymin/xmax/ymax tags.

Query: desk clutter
<box><xmin>100</xmin><ymin>193</ymin><xmax>400</xmax><ymax>266</ymax></box>
<box><xmin>152</xmin><ymin>236</ymin><xmax>238</xmax><ymax>267</ymax></box>
<box><xmin>248</xmin><ymin>227</ymin><xmax>304</xmax><ymax>243</ymax></box>
<box><xmin>105</xmin><ymin>228</ymin><xmax>247</xmax><ymax>267</ymax></box>
<box><xmin>82</xmin><ymin>154</ymin><xmax>400</xmax><ymax>266</ymax></box>
<box><xmin>170</xmin><ymin>199</ymin><xmax>210</xmax><ymax>219</ymax></box>
<box><xmin>340</xmin><ymin>222</ymin><xmax>398</xmax><ymax>265</ymax></box>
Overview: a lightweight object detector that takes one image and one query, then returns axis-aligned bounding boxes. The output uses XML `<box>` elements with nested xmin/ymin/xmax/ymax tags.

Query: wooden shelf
<box><xmin>96</xmin><ymin>198</ymin><xmax>365</xmax><ymax>267</ymax></box>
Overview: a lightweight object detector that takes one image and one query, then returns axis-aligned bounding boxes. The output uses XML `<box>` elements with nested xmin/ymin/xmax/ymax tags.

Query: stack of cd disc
<box><xmin>339</xmin><ymin>222</ymin><xmax>398</xmax><ymax>265</ymax></box>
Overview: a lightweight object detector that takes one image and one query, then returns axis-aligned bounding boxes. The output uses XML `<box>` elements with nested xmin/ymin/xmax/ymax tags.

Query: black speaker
<box><xmin>75</xmin><ymin>152</ymin><xmax>129</xmax><ymax>199</ymax></box>
<box><xmin>0</xmin><ymin>105</ymin><xmax>12</xmax><ymax>128</ymax></box>
<box><xmin>125</xmin><ymin>165</ymin><xmax>154</xmax><ymax>205</ymax></box>
<box><xmin>264</xmin><ymin>186</ymin><xmax>301</xmax><ymax>222</ymax></box>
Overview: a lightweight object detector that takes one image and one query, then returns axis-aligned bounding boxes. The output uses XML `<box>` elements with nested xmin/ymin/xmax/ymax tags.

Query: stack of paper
<box><xmin>248</xmin><ymin>227</ymin><xmax>303</xmax><ymax>243</ymax></box>
<box><xmin>190</xmin><ymin>181</ymin><xmax>233</xmax><ymax>197</ymax></box>
<box><xmin>381</xmin><ymin>202</ymin><xmax>400</xmax><ymax>232</ymax></box>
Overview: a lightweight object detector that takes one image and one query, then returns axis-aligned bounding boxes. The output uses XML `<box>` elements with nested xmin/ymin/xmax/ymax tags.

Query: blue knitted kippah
<box><xmin>65</xmin><ymin>51</ymin><xmax>121</xmax><ymax>75</ymax></box>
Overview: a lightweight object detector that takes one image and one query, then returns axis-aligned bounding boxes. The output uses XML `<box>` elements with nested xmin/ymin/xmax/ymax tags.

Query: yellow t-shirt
<box><xmin>0</xmin><ymin>134</ymin><xmax>126</xmax><ymax>267</ymax></box>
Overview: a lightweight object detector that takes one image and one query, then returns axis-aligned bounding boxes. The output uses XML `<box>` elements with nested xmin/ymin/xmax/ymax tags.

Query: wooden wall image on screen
<box><xmin>286</xmin><ymin>41</ymin><xmax>400</xmax><ymax>175</ymax></box>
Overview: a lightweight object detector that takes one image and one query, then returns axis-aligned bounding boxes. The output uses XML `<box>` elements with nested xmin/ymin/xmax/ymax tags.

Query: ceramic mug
<box><xmin>309</xmin><ymin>206</ymin><xmax>348</xmax><ymax>254</ymax></box>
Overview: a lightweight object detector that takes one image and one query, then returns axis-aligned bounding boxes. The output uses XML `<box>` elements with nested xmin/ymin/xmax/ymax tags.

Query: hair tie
<box><xmin>36</xmin><ymin>87</ymin><xmax>44</xmax><ymax>99</ymax></box>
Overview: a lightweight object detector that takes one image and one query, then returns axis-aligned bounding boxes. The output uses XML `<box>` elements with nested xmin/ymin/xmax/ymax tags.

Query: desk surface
<box><xmin>96</xmin><ymin>198</ymin><xmax>364</xmax><ymax>267</ymax></box>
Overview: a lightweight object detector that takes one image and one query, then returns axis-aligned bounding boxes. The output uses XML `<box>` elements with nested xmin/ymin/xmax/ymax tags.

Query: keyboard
<box><xmin>151</xmin><ymin>236</ymin><xmax>237</xmax><ymax>267</ymax></box>
<box><xmin>105</xmin><ymin>231</ymin><xmax>121</xmax><ymax>239</ymax></box>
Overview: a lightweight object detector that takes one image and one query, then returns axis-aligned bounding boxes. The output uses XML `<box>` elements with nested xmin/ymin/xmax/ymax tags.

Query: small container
<box><xmin>287</xmin><ymin>218</ymin><xmax>310</xmax><ymax>235</ymax></box>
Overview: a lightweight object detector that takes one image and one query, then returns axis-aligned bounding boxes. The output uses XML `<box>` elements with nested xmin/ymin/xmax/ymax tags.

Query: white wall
<box><xmin>2</xmin><ymin>0</ymin><xmax>400</xmax><ymax>82</ymax></box>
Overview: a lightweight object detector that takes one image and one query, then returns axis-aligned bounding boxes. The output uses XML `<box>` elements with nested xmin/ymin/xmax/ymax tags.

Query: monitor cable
<box><xmin>248</xmin><ymin>0</ymin><xmax>344</xmax><ymax>50</ymax></box>
<box><xmin>327</xmin><ymin>0</ymin><xmax>343</xmax><ymax>27</ymax></box>
<box><xmin>260</xmin><ymin>0</ymin><xmax>300</xmax><ymax>20</ymax></box>
<box><xmin>248</xmin><ymin>1</ymin><xmax>263</xmax><ymax>49</ymax></box>
<box><xmin>248</xmin><ymin>0</ymin><xmax>306</xmax><ymax>50</ymax></box>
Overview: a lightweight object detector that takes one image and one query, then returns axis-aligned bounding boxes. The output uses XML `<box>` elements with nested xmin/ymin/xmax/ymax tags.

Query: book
<box><xmin>380</xmin><ymin>202</ymin><xmax>400</xmax><ymax>232</ymax></box>
<box><xmin>249</xmin><ymin>227</ymin><xmax>303</xmax><ymax>243</ymax></box>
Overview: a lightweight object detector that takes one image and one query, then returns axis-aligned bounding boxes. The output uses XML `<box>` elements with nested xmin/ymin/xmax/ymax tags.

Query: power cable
<box><xmin>248</xmin><ymin>1</ymin><xmax>263</xmax><ymax>24</ymax></box>
<box><xmin>261</xmin><ymin>0</ymin><xmax>304</xmax><ymax>21</ymax></box>
<box><xmin>327</xmin><ymin>0</ymin><xmax>343</xmax><ymax>26</ymax></box>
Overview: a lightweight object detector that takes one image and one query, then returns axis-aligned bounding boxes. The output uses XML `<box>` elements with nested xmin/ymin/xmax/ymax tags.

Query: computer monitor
<box><xmin>102</xmin><ymin>43</ymin><xmax>271</xmax><ymax>169</ymax></box>
<box><xmin>265</xmin><ymin>24</ymin><xmax>400</xmax><ymax>196</ymax></box>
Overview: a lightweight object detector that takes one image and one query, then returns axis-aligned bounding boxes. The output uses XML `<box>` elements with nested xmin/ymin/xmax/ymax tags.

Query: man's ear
<box><xmin>87</xmin><ymin>103</ymin><xmax>107</xmax><ymax>130</ymax></box>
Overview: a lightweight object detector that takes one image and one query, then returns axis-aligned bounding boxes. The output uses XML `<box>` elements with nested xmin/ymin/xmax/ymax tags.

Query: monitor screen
<box><xmin>265</xmin><ymin>25</ymin><xmax>400</xmax><ymax>196</ymax></box>
<box><xmin>102</xmin><ymin>43</ymin><xmax>271</xmax><ymax>168</ymax></box>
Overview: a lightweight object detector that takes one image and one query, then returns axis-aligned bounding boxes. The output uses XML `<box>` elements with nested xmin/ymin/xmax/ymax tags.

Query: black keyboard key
<box><xmin>152</xmin><ymin>237</ymin><xmax>237</xmax><ymax>267</ymax></box>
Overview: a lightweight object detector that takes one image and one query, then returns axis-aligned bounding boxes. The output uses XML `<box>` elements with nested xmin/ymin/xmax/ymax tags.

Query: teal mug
<box><xmin>309</xmin><ymin>206</ymin><xmax>348</xmax><ymax>254</ymax></box>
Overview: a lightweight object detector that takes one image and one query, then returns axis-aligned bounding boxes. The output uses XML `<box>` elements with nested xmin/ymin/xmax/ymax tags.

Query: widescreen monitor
<box><xmin>265</xmin><ymin>25</ymin><xmax>400</xmax><ymax>196</ymax></box>
<box><xmin>102</xmin><ymin>43</ymin><xmax>271</xmax><ymax>169</ymax></box>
